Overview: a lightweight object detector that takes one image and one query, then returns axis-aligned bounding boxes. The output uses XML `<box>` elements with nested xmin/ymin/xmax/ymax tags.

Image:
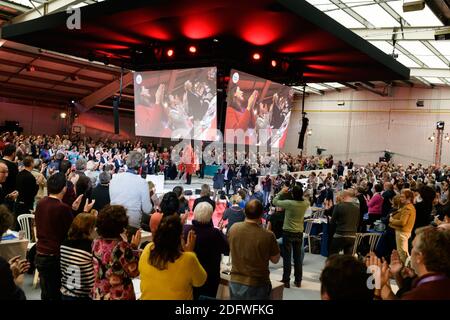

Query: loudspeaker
<box><xmin>297</xmin><ymin>117</ymin><xmax>309</xmax><ymax>149</ymax></box>
<box><xmin>184</xmin><ymin>190</ymin><xmax>193</xmax><ymax>196</ymax></box>
<box><xmin>195</xmin><ymin>189</ymin><xmax>201</xmax><ymax>195</ymax></box>
<box><xmin>113</xmin><ymin>97</ymin><xmax>120</xmax><ymax>134</ymax></box>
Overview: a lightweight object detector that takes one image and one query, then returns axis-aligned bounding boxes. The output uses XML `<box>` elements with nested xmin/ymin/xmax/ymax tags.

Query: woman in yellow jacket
<box><xmin>138</xmin><ymin>215</ymin><xmax>207</xmax><ymax>300</ymax></box>
<box><xmin>389</xmin><ymin>189</ymin><xmax>416</xmax><ymax>264</ymax></box>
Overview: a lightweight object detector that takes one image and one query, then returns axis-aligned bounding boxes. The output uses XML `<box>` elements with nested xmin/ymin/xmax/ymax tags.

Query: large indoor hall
<box><xmin>1</xmin><ymin>0</ymin><xmax>449</xmax><ymax>308</ymax></box>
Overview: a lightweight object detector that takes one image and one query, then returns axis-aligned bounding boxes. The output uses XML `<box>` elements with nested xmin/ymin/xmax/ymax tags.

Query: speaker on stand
<box><xmin>113</xmin><ymin>96</ymin><xmax>120</xmax><ymax>135</ymax></box>
<box><xmin>298</xmin><ymin>116</ymin><xmax>309</xmax><ymax>149</ymax></box>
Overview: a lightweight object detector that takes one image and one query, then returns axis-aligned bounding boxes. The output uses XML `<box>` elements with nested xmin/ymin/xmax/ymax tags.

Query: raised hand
<box><xmin>281</xmin><ymin>186</ymin><xmax>290</xmax><ymax>194</ymax></box>
<box><xmin>9</xmin><ymin>256</ymin><xmax>30</xmax><ymax>279</ymax></box>
<box><xmin>69</xmin><ymin>172</ymin><xmax>79</xmax><ymax>185</ymax></box>
<box><xmin>155</xmin><ymin>84</ymin><xmax>165</xmax><ymax>105</ymax></box>
<box><xmin>183</xmin><ymin>230</ymin><xmax>196</xmax><ymax>252</ymax></box>
<box><xmin>247</xmin><ymin>90</ymin><xmax>259</xmax><ymax>111</ymax></box>
<box><xmin>83</xmin><ymin>199</ymin><xmax>96</xmax><ymax>213</ymax></box>
<box><xmin>6</xmin><ymin>191</ymin><xmax>19</xmax><ymax>201</ymax></box>
<box><xmin>71</xmin><ymin>195</ymin><xmax>83</xmax><ymax>211</ymax></box>
<box><xmin>389</xmin><ymin>250</ymin><xmax>403</xmax><ymax>275</ymax></box>
<box><xmin>131</xmin><ymin>229</ymin><xmax>142</xmax><ymax>250</ymax></box>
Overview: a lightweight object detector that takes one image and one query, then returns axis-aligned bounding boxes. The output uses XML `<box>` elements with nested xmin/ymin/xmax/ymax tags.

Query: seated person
<box><xmin>0</xmin><ymin>205</ymin><xmax>30</xmax><ymax>300</ymax></box>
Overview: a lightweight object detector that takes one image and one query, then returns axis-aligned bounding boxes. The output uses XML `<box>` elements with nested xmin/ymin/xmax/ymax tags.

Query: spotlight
<box><xmin>307</xmin><ymin>129</ymin><xmax>312</xmax><ymax>136</ymax></box>
<box><xmin>252</xmin><ymin>53</ymin><xmax>261</xmax><ymax>60</ymax></box>
<box><xmin>71</xmin><ymin>100</ymin><xmax>75</xmax><ymax>104</ymax></box>
<box><xmin>428</xmin><ymin>134</ymin><xmax>435</xmax><ymax>142</ymax></box>
<box><xmin>167</xmin><ymin>49</ymin><xmax>174</xmax><ymax>57</ymax></box>
<box><xmin>271</xmin><ymin>60</ymin><xmax>277</xmax><ymax>67</ymax></box>
<box><xmin>60</xmin><ymin>112</ymin><xmax>67</xmax><ymax>119</ymax></box>
<box><xmin>26</xmin><ymin>65</ymin><xmax>35</xmax><ymax>72</ymax></box>
<box><xmin>445</xmin><ymin>134</ymin><xmax>450</xmax><ymax>142</ymax></box>
<box><xmin>189</xmin><ymin>46</ymin><xmax>197</xmax><ymax>54</ymax></box>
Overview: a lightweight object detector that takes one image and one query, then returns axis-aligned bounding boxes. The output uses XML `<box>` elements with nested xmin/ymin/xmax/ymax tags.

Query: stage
<box><xmin>162</xmin><ymin>176</ymin><xmax>215</xmax><ymax>195</ymax></box>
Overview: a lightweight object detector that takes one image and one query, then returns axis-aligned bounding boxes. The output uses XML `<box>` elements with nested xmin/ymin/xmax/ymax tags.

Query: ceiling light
<box><xmin>189</xmin><ymin>46</ymin><xmax>197</xmax><ymax>54</ymax></box>
<box><xmin>60</xmin><ymin>112</ymin><xmax>67</xmax><ymax>119</ymax></box>
<box><xmin>167</xmin><ymin>49</ymin><xmax>174</xmax><ymax>57</ymax></box>
<box><xmin>271</xmin><ymin>60</ymin><xmax>277</xmax><ymax>67</ymax></box>
<box><xmin>252</xmin><ymin>53</ymin><xmax>261</xmax><ymax>60</ymax></box>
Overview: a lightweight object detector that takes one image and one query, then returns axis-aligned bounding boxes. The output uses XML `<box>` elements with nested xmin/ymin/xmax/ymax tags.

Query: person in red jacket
<box><xmin>181</xmin><ymin>145</ymin><xmax>198</xmax><ymax>185</ymax></box>
<box><xmin>225</xmin><ymin>86</ymin><xmax>258</xmax><ymax>144</ymax></box>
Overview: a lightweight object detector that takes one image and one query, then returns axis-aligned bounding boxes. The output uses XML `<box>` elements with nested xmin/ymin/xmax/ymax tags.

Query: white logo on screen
<box><xmin>136</xmin><ymin>74</ymin><xmax>143</xmax><ymax>85</ymax></box>
<box><xmin>232</xmin><ymin>72</ymin><xmax>239</xmax><ymax>84</ymax></box>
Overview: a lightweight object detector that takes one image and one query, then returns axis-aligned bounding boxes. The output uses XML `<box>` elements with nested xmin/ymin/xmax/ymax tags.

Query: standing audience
<box><xmin>228</xmin><ymin>200</ymin><xmax>280</xmax><ymax>300</ymax></box>
<box><xmin>91</xmin><ymin>205</ymin><xmax>141</xmax><ymax>300</ymax></box>
<box><xmin>183</xmin><ymin>202</ymin><xmax>229</xmax><ymax>299</ymax></box>
<box><xmin>139</xmin><ymin>215</ymin><xmax>207</xmax><ymax>299</ymax></box>
<box><xmin>272</xmin><ymin>185</ymin><xmax>309</xmax><ymax>288</ymax></box>
<box><xmin>60</xmin><ymin>213</ymin><xmax>96</xmax><ymax>300</ymax></box>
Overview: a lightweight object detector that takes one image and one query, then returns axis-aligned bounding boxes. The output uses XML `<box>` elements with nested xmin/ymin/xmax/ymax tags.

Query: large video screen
<box><xmin>224</xmin><ymin>69</ymin><xmax>294</xmax><ymax>148</ymax></box>
<box><xmin>134</xmin><ymin>67</ymin><xmax>217</xmax><ymax>140</ymax></box>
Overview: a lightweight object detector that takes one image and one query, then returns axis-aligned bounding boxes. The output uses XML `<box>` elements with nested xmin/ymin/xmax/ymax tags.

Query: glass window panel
<box><xmin>422</xmin><ymin>77</ymin><xmax>444</xmax><ymax>84</ymax></box>
<box><xmin>307</xmin><ymin>83</ymin><xmax>329</xmax><ymax>90</ymax></box>
<box><xmin>399</xmin><ymin>41</ymin><xmax>447</xmax><ymax>68</ymax></box>
<box><xmin>305</xmin><ymin>0</ymin><xmax>338</xmax><ymax>11</ymax></box>
<box><xmin>7</xmin><ymin>0</ymin><xmax>33</xmax><ymax>6</ymax></box>
<box><xmin>396</xmin><ymin>54</ymin><xmax>420</xmax><ymax>68</ymax></box>
<box><xmin>369</xmin><ymin>41</ymin><xmax>393</xmax><ymax>54</ymax></box>
<box><xmin>429</xmin><ymin>41</ymin><xmax>450</xmax><ymax>59</ymax></box>
<box><xmin>325</xmin><ymin>9</ymin><xmax>365</xmax><ymax>28</ymax></box>
<box><xmin>324</xmin><ymin>82</ymin><xmax>346</xmax><ymax>88</ymax></box>
<box><xmin>352</xmin><ymin>4</ymin><xmax>400</xmax><ymax>27</ymax></box>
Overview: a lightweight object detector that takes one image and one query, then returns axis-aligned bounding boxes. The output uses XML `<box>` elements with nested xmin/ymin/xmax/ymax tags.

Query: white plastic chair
<box><xmin>17</xmin><ymin>213</ymin><xmax>35</xmax><ymax>244</ymax></box>
<box><xmin>17</xmin><ymin>213</ymin><xmax>39</xmax><ymax>288</ymax></box>
<box><xmin>352</xmin><ymin>233</ymin><xmax>382</xmax><ymax>257</ymax></box>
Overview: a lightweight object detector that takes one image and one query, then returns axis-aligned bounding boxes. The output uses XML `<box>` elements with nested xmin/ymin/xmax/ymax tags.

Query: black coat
<box><xmin>16</xmin><ymin>169</ymin><xmax>39</xmax><ymax>212</ymax></box>
<box><xmin>91</xmin><ymin>184</ymin><xmax>110</xmax><ymax>212</ymax></box>
<box><xmin>183</xmin><ymin>221</ymin><xmax>229</xmax><ymax>299</ymax></box>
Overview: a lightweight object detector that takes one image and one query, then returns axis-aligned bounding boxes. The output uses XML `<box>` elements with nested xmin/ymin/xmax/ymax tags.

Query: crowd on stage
<box><xmin>1</xmin><ymin>131</ymin><xmax>450</xmax><ymax>301</ymax></box>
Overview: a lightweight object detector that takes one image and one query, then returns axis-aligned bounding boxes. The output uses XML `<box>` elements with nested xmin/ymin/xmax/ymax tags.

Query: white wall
<box><xmin>283</xmin><ymin>86</ymin><xmax>450</xmax><ymax>166</ymax></box>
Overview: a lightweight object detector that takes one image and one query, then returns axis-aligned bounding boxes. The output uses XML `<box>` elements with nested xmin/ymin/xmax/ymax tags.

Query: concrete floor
<box><xmin>21</xmin><ymin>252</ymin><xmax>326</xmax><ymax>300</ymax></box>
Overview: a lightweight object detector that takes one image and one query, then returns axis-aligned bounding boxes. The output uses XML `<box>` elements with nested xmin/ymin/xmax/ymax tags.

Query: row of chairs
<box><xmin>303</xmin><ymin>208</ymin><xmax>382</xmax><ymax>256</ymax></box>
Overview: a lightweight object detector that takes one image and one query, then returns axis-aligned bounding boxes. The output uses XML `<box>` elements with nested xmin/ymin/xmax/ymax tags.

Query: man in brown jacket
<box><xmin>389</xmin><ymin>189</ymin><xmax>416</xmax><ymax>263</ymax></box>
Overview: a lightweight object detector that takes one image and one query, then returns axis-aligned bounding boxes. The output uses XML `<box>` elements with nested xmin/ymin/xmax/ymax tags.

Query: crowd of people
<box><xmin>1</xmin><ymin>131</ymin><xmax>450</xmax><ymax>300</ymax></box>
